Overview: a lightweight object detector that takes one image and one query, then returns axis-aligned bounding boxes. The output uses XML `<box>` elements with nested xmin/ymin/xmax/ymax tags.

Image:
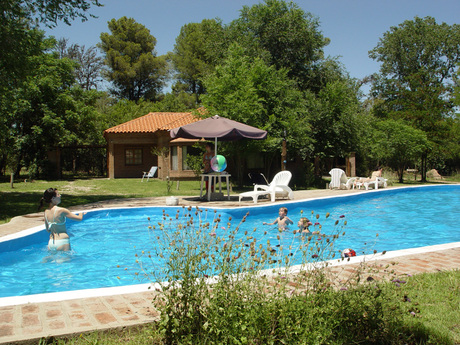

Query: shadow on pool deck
<box><xmin>1</xmin><ymin>187</ymin><xmax>459</xmax><ymax>344</ymax></box>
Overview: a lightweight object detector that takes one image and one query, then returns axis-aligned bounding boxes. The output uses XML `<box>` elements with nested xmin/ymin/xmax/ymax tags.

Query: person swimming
<box><xmin>296</xmin><ymin>217</ymin><xmax>313</xmax><ymax>234</ymax></box>
<box><xmin>263</xmin><ymin>207</ymin><xmax>294</xmax><ymax>229</ymax></box>
<box><xmin>39</xmin><ymin>188</ymin><xmax>86</xmax><ymax>251</ymax></box>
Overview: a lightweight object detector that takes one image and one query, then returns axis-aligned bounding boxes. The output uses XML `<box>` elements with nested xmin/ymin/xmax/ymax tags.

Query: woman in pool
<box><xmin>39</xmin><ymin>188</ymin><xmax>86</xmax><ymax>251</ymax></box>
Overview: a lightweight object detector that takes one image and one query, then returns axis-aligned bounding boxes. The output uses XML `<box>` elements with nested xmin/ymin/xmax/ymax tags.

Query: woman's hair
<box><xmin>38</xmin><ymin>188</ymin><xmax>57</xmax><ymax>210</ymax></box>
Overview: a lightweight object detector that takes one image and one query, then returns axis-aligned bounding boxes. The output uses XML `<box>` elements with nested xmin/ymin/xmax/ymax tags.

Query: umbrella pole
<box><xmin>215</xmin><ymin>137</ymin><xmax>218</xmax><ymax>155</ymax></box>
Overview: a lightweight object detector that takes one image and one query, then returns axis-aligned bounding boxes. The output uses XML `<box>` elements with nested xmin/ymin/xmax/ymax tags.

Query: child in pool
<box><xmin>296</xmin><ymin>217</ymin><xmax>313</xmax><ymax>234</ymax></box>
<box><xmin>263</xmin><ymin>207</ymin><xmax>293</xmax><ymax>229</ymax></box>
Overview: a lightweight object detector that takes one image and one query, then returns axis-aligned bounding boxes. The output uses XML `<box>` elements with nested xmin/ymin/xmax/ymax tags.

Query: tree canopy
<box><xmin>170</xmin><ymin>19</ymin><xmax>226</xmax><ymax>100</ymax></box>
<box><xmin>99</xmin><ymin>16</ymin><xmax>168</xmax><ymax>101</ymax></box>
<box><xmin>228</xmin><ymin>0</ymin><xmax>330</xmax><ymax>91</ymax></box>
<box><xmin>369</xmin><ymin>16</ymin><xmax>460</xmax><ymax>179</ymax></box>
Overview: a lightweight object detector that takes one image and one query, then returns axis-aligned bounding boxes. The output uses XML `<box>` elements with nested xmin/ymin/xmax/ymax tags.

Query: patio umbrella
<box><xmin>170</xmin><ymin>115</ymin><xmax>267</xmax><ymax>154</ymax></box>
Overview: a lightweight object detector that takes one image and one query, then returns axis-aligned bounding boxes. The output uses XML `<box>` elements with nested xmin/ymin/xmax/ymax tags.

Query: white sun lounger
<box><xmin>238</xmin><ymin>190</ymin><xmax>271</xmax><ymax>204</ymax></box>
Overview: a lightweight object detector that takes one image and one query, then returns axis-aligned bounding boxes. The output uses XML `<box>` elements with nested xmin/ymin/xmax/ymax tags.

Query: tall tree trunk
<box><xmin>421</xmin><ymin>152</ymin><xmax>427</xmax><ymax>182</ymax></box>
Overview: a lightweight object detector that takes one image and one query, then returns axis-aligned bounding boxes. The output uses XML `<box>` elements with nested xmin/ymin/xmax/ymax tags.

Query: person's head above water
<box><xmin>43</xmin><ymin>188</ymin><xmax>57</xmax><ymax>203</ymax></box>
<box><xmin>298</xmin><ymin>217</ymin><xmax>312</xmax><ymax>229</ymax></box>
<box><xmin>39</xmin><ymin>188</ymin><xmax>61</xmax><ymax>210</ymax></box>
<box><xmin>278</xmin><ymin>207</ymin><xmax>288</xmax><ymax>218</ymax></box>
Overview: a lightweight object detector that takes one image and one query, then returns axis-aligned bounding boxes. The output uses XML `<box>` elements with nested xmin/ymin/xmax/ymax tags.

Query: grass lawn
<box><xmin>1</xmin><ymin>173</ymin><xmax>458</xmax><ymax>224</ymax></box>
<box><xmin>0</xmin><ymin>178</ymin><xmax>207</xmax><ymax>223</ymax></box>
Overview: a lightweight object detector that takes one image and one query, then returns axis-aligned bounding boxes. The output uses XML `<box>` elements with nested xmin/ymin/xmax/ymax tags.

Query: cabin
<box><xmin>103</xmin><ymin>112</ymin><xmax>202</xmax><ymax>179</ymax></box>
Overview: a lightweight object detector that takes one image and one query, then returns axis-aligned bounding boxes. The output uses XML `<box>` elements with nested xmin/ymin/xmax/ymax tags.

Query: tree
<box><xmin>310</xmin><ymin>79</ymin><xmax>366</xmax><ymax>163</ymax></box>
<box><xmin>228</xmin><ymin>0</ymin><xmax>330</xmax><ymax>91</ymax></box>
<box><xmin>0</xmin><ymin>0</ymin><xmax>103</xmax><ymax>176</ymax></box>
<box><xmin>170</xmin><ymin>19</ymin><xmax>226</xmax><ymax>101</ymax></box>
<box><xmin>201</xmin><ymin>43</ymin><xmax>310</xmax><ymax>184</ymax></box>
<box><xmin>99</xmin><ymin>17</ymin><xmax>168</xmax><ymax>101</ymax></box>
<box><xmin>0</xmin><ymin>0</ymin><xmax>102</xmax><ymax>85</ymax></box>
<box><xmin>369</xmin><ymin>16</ymin><xmax>460</xmax><ymax>180</ymax></box>
<box><xmin>370</xmin><ymin>119</ymin><xmax>430</xmax><ymax>183</ymax></box>
<box><xmin>55</xmin><ymin>38</ymin><xmax>104</xmax><ymax>90</ymax></box>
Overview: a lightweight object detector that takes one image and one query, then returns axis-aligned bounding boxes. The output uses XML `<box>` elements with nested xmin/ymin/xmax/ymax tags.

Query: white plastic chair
<box><xmin>329</xmin><ymin>168</ymin><xmax>356</xmax><ymax>190</ymax></box>
<box><xmin>253</xmin><ymin>170</ymin><xmax>294</xmax><ymax>202</ymax></box>
<box><xmin>141</xmin><ymin>166</ymin><xmax>157</xmax><ymax>182</ymax></box>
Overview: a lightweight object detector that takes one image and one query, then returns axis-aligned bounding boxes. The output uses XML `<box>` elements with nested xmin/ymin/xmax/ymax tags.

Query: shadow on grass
<box><xmin>0</xmin><ymin>192</ymin><xmax>134</xmax><ymax>223</ymax></box>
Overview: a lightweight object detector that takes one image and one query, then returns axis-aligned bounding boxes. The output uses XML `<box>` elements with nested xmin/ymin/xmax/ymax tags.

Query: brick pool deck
<box><xmin>1</xmin><ymin>187</ymin><xmax>459</xmax><ymax>344</ymax></box>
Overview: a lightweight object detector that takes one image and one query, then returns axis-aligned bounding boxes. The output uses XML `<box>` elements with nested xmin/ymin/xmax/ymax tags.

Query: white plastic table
<box><xmin>200</xmin><ymin>172</ymin><xmax>231</xmax><ymax>201</ymax></box>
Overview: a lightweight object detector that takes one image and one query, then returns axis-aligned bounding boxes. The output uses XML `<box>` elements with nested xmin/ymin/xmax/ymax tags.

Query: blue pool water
<box><xmin>0</xmin><ymin>185</ymin><xmax>459</xmax><ymax>298</ymax></box>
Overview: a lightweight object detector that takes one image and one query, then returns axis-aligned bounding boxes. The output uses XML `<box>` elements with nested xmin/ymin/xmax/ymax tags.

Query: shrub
<box><xmin>135</xmin><ymin>207</ymin><xmax>429</xmax><ymax>344</ymax></box>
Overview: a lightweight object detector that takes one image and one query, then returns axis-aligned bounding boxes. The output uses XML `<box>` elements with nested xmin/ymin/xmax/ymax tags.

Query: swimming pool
<box><xmin>0</xmin><ymin>185</ymin><xmax>459</xmax><ymax>301</ymax></box>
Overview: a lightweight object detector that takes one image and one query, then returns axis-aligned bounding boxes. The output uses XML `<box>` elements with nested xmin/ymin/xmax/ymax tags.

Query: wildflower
<box><xmin>210</xmin><ymin>232</ymin><xmax>216</xmax><ymax>236</ymax></box>
<box><xmin>410</xmin><ymin>311</ymin><xmax>416</xmax><ymax>316</ymax></box>
<box><xmin>340</xmin><ymin>215</ymin><xmax>345</xmax><ymax>218</ymax></box>
<box><xmin>315</xmin><ymin>222</ymin><xmax>320</xmax><ymax>226</ymax></box>
<box><xmin>221</xmin><ymin>227</ymin><xmax>225</xmax><ymax>230</ymax></box>
<box><xmin>312</xmin><ymin>254</ymin><xmax>318</xmax><ymax>258</ymax></box>
<box><xmin>340</xmin><ymin>287</ymin><xmax>347</xmax><ymax>291</ymax></box>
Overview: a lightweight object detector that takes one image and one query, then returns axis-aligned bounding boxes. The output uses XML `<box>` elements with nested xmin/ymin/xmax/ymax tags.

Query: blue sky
<box><xmin>45</xmin><ymin>0</ymin><xmax>460</xmax><ymax>94</ymax></box>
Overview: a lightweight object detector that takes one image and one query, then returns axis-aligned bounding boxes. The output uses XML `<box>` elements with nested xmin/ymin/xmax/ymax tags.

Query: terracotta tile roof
<box><xmin>104</xmin><ymin>112</ymin><xmax>200</xmax><ymax>135</ymax></box>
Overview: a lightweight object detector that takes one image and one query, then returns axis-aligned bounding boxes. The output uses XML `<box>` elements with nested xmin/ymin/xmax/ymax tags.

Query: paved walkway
<box><xmin>1</xmin><ymin>188</ymin><xmax>459</xmax><ymax>344</ymax></box>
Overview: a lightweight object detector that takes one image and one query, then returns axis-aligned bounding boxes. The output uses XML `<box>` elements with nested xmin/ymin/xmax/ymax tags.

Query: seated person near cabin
<box><xmin>357</xmin><ymin>166</ymin><xmax>383</xmax><ymax>184</ymax></box>
<box><xmin>263</xmin><ymin>207</ymin><xmax>293</xmax><ymax>229</ymax></box>
<box><xmin>203</xmin><ymin>143</ymin><xmax>215</xmax><ymax>191</ymax></box>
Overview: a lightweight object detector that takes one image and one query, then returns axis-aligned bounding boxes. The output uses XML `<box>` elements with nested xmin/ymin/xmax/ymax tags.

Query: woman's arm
<box><xmin>62</xmin><ymin>208</ymin><xmax>86</xmax><ymax>221</ymax></box>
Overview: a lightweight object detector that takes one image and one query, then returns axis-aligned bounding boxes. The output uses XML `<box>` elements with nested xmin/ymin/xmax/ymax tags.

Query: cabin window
<box><xmin>125</xmin><ymin>148</ymin><xmax>142</xmax><ymax>165</ymax></box>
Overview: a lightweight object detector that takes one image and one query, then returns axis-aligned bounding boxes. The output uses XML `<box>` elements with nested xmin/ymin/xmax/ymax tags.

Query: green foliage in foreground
<box><xmin>44</xmin><ymin>262</ymin><xmax>460</xmax><ymax>344</ymax></box>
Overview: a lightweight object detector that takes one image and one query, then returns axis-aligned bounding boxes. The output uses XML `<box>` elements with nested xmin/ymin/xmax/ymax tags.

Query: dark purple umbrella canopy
<box><xmin>170</xmin><ymin>115</ymin><xmax>267</xmax><ymax>141</ymax></box>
